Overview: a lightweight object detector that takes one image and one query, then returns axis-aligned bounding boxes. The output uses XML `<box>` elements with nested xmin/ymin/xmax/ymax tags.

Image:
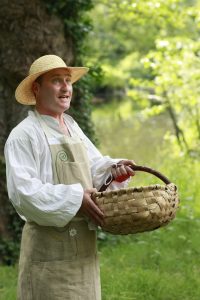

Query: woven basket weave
<box><xmin>92</xmin><ymin>165</ymin><xmax>179</xmax><ymax>235</ymax></box>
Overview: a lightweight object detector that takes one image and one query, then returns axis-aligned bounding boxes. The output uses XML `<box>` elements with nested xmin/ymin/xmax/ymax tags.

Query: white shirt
<box><xmin>4</xmin><ymin>110</ymin><xmax>127</xmax><ymax>227</ymax></box>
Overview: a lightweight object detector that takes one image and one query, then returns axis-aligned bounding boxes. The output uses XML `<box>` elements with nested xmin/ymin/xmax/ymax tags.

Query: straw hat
<box><xmin>15</xmin><ymin>54</ymin><xmax>89</xmax><ymax>105</ymax></box>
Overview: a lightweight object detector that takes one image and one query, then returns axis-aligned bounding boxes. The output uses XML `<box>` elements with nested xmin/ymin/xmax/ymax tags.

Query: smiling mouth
<box><xmin>58</xmin><ymin>95</ymin><xmax>70</xmax><ymax>100</ymax></box>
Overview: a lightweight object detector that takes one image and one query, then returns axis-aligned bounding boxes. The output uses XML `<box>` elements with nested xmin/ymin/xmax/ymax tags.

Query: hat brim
<box><xmin>15</xmin><ymin>67</ymin><xmax>89</xmax><ymax>105</ymax></box>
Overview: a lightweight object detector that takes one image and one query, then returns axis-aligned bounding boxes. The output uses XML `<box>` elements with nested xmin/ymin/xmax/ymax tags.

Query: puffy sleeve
<box><xmin>4</xmin><ymin>137</ymin><xmax>83</xmax><ymax>227</ymax></box>
<box><xmin>73</xmin><ymin>122</ymin><xmax>130</xmax><ymax>191</ymax></box>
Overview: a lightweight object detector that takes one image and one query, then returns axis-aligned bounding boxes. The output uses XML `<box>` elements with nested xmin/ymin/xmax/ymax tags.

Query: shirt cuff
<box><xmin>63</xmin><ymin>183</ymin><xmax>84</xmax><ymax>221</ymax></box>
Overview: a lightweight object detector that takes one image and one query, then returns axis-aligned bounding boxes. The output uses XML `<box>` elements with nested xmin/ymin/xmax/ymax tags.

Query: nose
<box><xmin>61</xmin><ymin>81</ymin><xmax>70</xmax><ymax>91</ymax></box>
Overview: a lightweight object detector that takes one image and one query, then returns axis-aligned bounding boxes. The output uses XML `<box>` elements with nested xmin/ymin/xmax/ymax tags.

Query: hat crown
<box><xmin>29</xmin><ymin>55</ymin><xmax>67</xmax><ymax>75</ymax></box>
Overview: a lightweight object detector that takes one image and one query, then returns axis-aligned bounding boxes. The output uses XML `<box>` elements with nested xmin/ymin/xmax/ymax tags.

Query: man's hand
<box><xmin>78</xmin><ymin>188</ymin><xmax>104</xmax><ymax>227</ymax></box>
<box><xmin>111</xmin><ymin>160</ymin><xmax>136</xmax><ymax>182</ymax></box>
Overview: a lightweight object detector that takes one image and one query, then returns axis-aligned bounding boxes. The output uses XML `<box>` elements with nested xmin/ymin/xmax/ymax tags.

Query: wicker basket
<box><xmin>92</xmin><ymin>165</ymin><xmax>179</xmax><ymax>235</ymax></box>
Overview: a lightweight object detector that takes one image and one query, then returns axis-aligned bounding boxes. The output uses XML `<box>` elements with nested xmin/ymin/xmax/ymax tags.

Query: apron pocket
<box><xmin>23</xmin><ymin>223</ymin><xmax>77</xmax><ymax>262</ymax></box>
<box><xmin>68</xmin><ymin>221</ymin><xmax>97</xmax><ymax>258</ymax></box>
<box><xmin>56</xmin><ymin>161</ymin><xmax>92</xmax><ymax>188</ymax></box>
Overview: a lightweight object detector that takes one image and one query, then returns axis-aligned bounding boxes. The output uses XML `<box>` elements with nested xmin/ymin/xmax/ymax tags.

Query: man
<box><xmin>4</xmin><ymin>54</ymin><xmax>135</xmax><ymax>300</ymax></box>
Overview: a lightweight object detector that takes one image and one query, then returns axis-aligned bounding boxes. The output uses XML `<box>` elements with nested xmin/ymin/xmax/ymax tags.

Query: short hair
<box><xmin>35</xmin><ymin>74</ymin><xmax>43</xmax><ymax>85</ymax></box>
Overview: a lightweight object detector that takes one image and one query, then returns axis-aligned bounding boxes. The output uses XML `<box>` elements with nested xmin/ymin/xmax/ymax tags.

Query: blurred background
<box><xmin>0</xmin><ymin>0</ymin><xmax>200</xmax><ymax>299</ymax></box>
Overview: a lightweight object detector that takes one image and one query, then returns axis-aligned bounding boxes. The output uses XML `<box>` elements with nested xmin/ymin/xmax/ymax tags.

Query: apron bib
<box><xmin>17</xmin><ymin>113</ymin><xmax>101</xmax><ymax>300</ymax></box>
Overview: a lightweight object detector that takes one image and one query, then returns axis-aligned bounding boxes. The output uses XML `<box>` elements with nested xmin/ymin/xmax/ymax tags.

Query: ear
<box><xmin>32</xmin><ymin>81</ymin><xmax>40</xmax><ymax>97</ymax></box>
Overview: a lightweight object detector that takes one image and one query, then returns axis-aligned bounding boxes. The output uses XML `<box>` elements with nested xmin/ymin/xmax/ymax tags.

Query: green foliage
<box><xmin>70</xmin><ymin>65</ymin><xmax>103</xmax><ymax>144</ymax></box>
<box><xmin>128</xmin><ymin>36</ymin><xmax>200</xmax><ymax>154</ymax></box>
<box><xmin>43</xmin><ymin>0</ymin><xmax>93</xmax><ymax>56</ymax></box>
<box><xmin>0</xmin><ymin>239</ymin><xmax>20</xmax><ymax>266</ymax></box>
<box><xmin>0</xmin><ymin>156</ymin><xmax>7</xmax><ymax>201</ymax></box>
<box><xmin>0</xmin><ymin>157</ymin><xmax>24</xmax><ymax>265</ymax></box>
<box><xmin>89</xmin><ymin>0</ymin><xmax>200</xmax><ymax>154</ymax></box>
<box><xmin>88</xmin><ymin>0</ymin><xmax>191</xmax><ymax>64</ymax></box>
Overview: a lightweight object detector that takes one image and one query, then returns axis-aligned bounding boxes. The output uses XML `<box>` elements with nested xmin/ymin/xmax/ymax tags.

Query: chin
<box><xmin>59</xmin><ymin>104</ymin><xmax>70</xmax><ymax>113</ymax></box>
<box><xmin>64</xmin><ymin>104</ymin><xmax>70</xmax><ymax>110</ymax></box>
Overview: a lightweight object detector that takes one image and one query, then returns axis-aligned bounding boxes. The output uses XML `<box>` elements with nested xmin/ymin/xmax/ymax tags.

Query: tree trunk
<box><xmin>0</xmin><ymin>0</ymin><xmax>74</xmax><ymax>241</ymax></box>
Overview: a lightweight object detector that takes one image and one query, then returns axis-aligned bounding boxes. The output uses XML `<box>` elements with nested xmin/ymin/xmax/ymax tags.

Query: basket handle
<box><xmin>98</xmin><ymin>164</ymin><xmax>171</xmax><ymax>192</ymax></box>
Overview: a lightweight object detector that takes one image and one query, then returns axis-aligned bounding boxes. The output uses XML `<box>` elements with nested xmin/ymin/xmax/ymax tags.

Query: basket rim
<box><xmin>94</xmin><ymin>182</ymin><xmax>177</xmax><ymax>198</ymax></box>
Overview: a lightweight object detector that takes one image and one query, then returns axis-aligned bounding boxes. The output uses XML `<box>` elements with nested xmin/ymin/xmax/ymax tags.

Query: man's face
<box><xmin>33</xmin><ymin>68</ymin><xmax>73</xmax><ymax>114</ymax></box>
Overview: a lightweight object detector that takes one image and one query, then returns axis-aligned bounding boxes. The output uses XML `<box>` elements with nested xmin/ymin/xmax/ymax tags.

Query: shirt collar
<box><xmin>28</xmin><ymin>110</ymin><xmax>75</xmax><ymax>135</ymax></box>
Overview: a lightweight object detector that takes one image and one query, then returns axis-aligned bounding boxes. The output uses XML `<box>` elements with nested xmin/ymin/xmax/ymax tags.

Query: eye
<box><xmin>52</xmin><ymin>78</ymin><xmax>61</xmax><ymax>84</ymax></box>
<box><xmin>65</xmin><ymin>78</ymin><xmax>72</xmax><ymax>84</ymax></box>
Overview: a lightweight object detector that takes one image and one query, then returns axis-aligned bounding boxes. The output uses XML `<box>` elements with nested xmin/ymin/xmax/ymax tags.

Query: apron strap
<box><xmin>35</xmin><ymin>110</ymin><xmax>54</xmax><ymax>138</ymax></box>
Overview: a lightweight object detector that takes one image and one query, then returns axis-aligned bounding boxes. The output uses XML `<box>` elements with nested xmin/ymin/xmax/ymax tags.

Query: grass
<box><xmin>0</xmin><ymin>265</ymin><xmax>18</xmax><ymax>300</ymax></box>
<box><xmin>99</xmin><ymin>216</ymin><xmax>200</xmax><ymax>299</ymax></box>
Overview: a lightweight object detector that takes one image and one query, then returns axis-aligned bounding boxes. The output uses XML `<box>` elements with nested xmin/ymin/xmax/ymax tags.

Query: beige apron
<box><xmin>17</xmin><ymin>114</ymin><xmax>101</xmax><ymax>300</ymax></box>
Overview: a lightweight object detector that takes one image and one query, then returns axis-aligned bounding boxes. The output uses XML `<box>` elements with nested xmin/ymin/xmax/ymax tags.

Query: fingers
<box><xmin>79</xmin><ymin>190</ymin><xmax>105</xmax><ymax>227</ymax></box>
<box><xmin>86</xmin><ymin>200</ymin><xmax>105</xmax><ymax>226</ymax></box>
<box><xmin>118</xmin><ymin>159</ymin><xmax>136</xmax><ymax>166</ymax></box>
<box><xmin>111</xmin><ymin>165</ymin><xmax>124</xmax><ymax>178</ymax></box>
<box><xmin>111</xmin><ymin>163</ymin><xmax>135</xmax><ymax>180</ymax></box>
<box><xmin>125</xmin><ymin>165</ymin><xmax>135</xmax><ymax>176</ymax></box>
<box><xmin>88</xmin><ymin>197</ymin><xmax>104</xmax><ymax>219</ymax></box>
